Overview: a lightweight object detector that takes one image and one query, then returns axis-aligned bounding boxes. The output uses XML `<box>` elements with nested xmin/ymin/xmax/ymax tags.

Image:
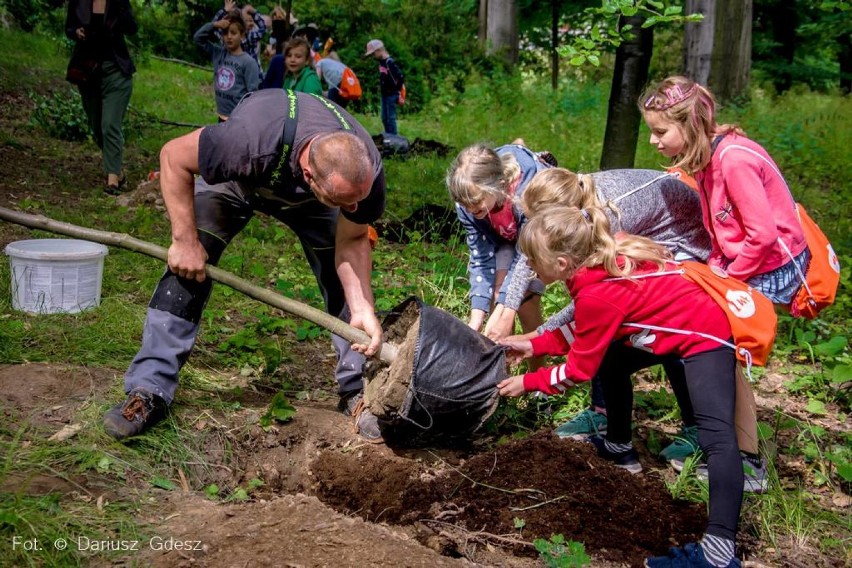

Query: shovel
<box><xmin>0</xmin><ymin>206</ymin><xmax>398</xmax><ymax>362</ymax></box>
<box><xmin>0</xmin><ymin>207</ymin><xmax>505</xmax><ymax>439</ymax></box>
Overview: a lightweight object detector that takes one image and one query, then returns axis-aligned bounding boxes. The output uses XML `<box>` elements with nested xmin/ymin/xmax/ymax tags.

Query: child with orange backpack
<box><xmin>640</xmin><ymin>75</ymin><xmax>820</xmax><ymax>310</ymax></box>
<box><xmin>498</xmin><ymin>205</ymin><xmax>747</xmax><ymax>568</ymax></box>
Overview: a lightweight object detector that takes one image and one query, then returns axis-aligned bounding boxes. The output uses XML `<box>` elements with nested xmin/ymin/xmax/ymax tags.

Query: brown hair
<box><xmin>224</xmin><ymin>9</ymin><xmax>246</xmax><ymax>36</ymax></box>
<box><xmin>283</xmin><ymin>37</ymin><xmax>313</xmax><ymax>68</ymax></box>
<box><xmin>639</xmin><ymin>75</ymin><xmax>743</xmax><ymax>173</ymax></box>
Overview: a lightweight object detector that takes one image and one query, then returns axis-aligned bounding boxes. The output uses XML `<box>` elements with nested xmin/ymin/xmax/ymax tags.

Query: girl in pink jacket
<box><xmin>640</xmin><ymin>76</ymin><xmax>808</xmax><ymax>306</ymax></box>
<box><xmin>499</xmin><ymin>205</ymin><xmax>744</xmax><ymax>568</ymax></box>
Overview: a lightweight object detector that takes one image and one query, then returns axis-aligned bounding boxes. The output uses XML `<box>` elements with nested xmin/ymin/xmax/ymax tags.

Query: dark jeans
<box><xmin>381</xmin><ymin>93</ymin><xmax>399</xmax><ymax>135</ymax></box>
<box><xmin>124</xmin><ymin>179</ymin><xmax>365</xmax><ymax>403</ymax></box>
<box><xmin>598</xmin><ymin>342</ymin><xmax>743</xmax><ymax>541</ymax></box>
<box><xmin>78</xmin><ymin>60</ymin><xmax>133</xmax><ymax>176</ymax></box>
<box><xmin>590</xmin><ymin>358</ymin><xmax>696</xmax><ymax>427</ymax></box>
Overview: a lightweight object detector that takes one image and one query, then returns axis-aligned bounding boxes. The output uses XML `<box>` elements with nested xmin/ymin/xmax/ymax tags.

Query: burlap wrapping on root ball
<box><xmin>364</xmin><ymin>297</ymin><xmax>505</xmax><ymax>444</ymax></box>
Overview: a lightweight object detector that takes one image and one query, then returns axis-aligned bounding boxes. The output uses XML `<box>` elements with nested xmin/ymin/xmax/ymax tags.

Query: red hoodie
<box><xmin>523</xmin><ymin>261</ymin><xmax>732</xmax><ymax>395</ymax></box>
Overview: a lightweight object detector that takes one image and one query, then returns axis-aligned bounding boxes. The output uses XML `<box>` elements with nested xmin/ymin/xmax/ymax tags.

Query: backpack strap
<box><xmin>268</xmin><ymin>89</ymin><xmax>300</xmax><ymax>189</ymax></box>
<box><xmin>717</xmin><ymin>142</ymin><xmax>805</xmax><ymax>289</ymax></box>
<box><xmin>605</xmin><ymin>266</ymin><xmax>754</xmax><ymax>376</ymax></box>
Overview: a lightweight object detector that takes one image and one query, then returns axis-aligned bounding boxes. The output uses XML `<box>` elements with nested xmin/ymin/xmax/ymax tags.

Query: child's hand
<box><xmin>498</xmin><ymin>336</ymin><xmax>533</xmax><ymax>364</ymax></box>
<box><xmin>224</xmin><ymin>0</ymin><xmax>236</xmax><ymax>11</ymax></box>
<box><xmin>497</xmin><ymin>375</ymin><xmax>526</xmax><ymax>397</ymax></box>
<box><xmin>214</xmin><ymin>18</ymin><xmax>230</xmax><ymax>29</ymax></box>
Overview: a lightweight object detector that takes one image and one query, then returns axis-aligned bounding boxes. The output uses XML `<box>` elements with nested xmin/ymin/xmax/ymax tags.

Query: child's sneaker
<box><xmin>671</xmin><ymin>453</ymin><xmax>769</xmax><ymax>494</ymax></box>
<box><xmin>554</xmin><ymin>409</ymin><xmax>607</xmax><ymax>440</ymax></box>
<box><xmin>645</xmin><ymin>542</ymin><xmax>741</xmax><ymax>567</ymax></box>
<box><xmin>660</xmin><ymin>425</ymin><xmax>701</xmax><ymax>464</ymax></box>
<box><xmin>587</xmin><ymin>435</ymin><xmax>642</xmax><ymax>474</ymax></box>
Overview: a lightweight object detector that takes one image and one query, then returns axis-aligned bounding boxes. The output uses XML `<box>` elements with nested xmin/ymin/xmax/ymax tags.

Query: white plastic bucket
<box><xmin>5</xmin><ymin>239</ymin><xmax>109</xmax><ymax>314</ymax></box>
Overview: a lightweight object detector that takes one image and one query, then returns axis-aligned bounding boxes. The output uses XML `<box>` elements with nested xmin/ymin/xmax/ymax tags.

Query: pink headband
<box><xmin>644</xmin><ymin>83</ymin><xmax>698</xmax><ymax>111</ymax></box>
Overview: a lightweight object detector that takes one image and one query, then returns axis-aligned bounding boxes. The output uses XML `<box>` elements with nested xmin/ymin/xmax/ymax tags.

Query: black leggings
<box><xmin>599</xmin><ymin>342</ymin><xmax>743</xmax><ymax>541</ymax></box>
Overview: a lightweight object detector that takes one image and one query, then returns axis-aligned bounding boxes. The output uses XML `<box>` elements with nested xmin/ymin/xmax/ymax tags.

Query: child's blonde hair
<box><xmin>519</xmin><ymin>205</ymin><xmax>671</xmax><ymax>279</ymax></box>
<box><xmin>446</xmin><ymin>143</ymin><xmax>522</xmax><ymax>208</ymax></box>
<box><xmin>521</xmin><ymin>167</ymin><xmax>624</xmax><ymax>221</ymax></box>
<box><xmin>639</xmin><ymin>75</ymin><xmax>743</xmax><ymax>173</ymax></box>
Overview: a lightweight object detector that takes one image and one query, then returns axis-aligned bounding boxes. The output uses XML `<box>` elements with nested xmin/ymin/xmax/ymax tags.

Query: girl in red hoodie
<box><xmin>498</xmin><ymin>205</ymin><xmax>742</xmax><ymax>568</ymax></box>
<box><xmin>640</xmin><ymin>76</ymin><xmax>808</xmax><ymax>308</ymax></box>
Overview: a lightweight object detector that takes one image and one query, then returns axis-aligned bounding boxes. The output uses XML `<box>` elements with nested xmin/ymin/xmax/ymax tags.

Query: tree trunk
<box><xmin>839</xmin><ymin>29</ymin><xmax>851</xmax><ymax>95</ymax></box>
<box><xmin>599</xmin><ymin>15</ymin><xmax>654</xmax><ymax>170</ymax></box>
<box><xmin>485</xmin><ymin>0</ymin><xmax>518</xmax><ymax>65</ymax></box>
<box><xmin>769</xmin><ymin>0</ymin><xmax>797</xmax><ymax>92</ymax></box>
<box><xmin>478</xmin><ymin>0</ymin><xmax>488</xmax><ymax>49</ymax></box>
<box><xmin>684</xmin><ymin>0</ymin><xmax>714</xmax><ymax>85</ymax></box>
<box><xmin>712</xmin><ymin>0</ymin><xmax>752</xmax><ymax>99</ymax></box>
<box><xmin>551</xmin><ymin>0</ymin><xmax>561</xmax><ymax>90</ymax></box>
<box><xmin>684</xmin><ymin>0</ymin><xmax>752</xmax><ymax>101</ymax></box>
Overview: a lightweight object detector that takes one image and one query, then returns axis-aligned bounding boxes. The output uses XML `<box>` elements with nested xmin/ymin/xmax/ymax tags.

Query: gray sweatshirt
<box><xmin>194</xmin><ymin>23</ymin><xmax>260</xmax><ymax>117</ymax></box>
<box><xmin>502</xmin><ymin>169</ymin><xmax>712</xmax><ymax>331</ymax></box>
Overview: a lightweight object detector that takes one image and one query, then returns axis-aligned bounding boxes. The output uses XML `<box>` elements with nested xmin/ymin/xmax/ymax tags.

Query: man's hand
<box><xmin>498</xmin><ymin>335</ymin><xmax>533</xmax><ymax>364</ymax></box>
<box><xmin>214</xmin><ymin>18</ymin><xmax>231</xmax><ymax>29</ymax></box>
<box><xmin>75</xmin><ymin>27</ymin><xmax>86</xmax><ymax>40</ymax></box>
<box><xmin>224</xmin><ymin>0</ymin><xmax>236</xmax><ymax>11</ymax></box>
<box><xmin>167</xmin><ymin>239</ymin><xmax>208</xmax><ymax>282</ymax></box>
<box><xmin>483</xmin><ymin>305</ymin><xmax>516</xmax><ymax>341</ymax></box>
<box><xmin>497</xmin><ymin>375</ymin><xmax>526</xmax><ymax>397</ymax></box>
<box><xmin>349</xmin><ymin>309</ymin><xmax>383</xmax><ymax>357</ymax></box>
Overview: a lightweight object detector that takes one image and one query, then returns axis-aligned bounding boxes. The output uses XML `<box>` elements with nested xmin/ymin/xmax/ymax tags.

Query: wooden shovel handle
<box><xmin>0</xmin><ymin>207</ymin><xmax>397</xmax><ymax>363</ymax></box>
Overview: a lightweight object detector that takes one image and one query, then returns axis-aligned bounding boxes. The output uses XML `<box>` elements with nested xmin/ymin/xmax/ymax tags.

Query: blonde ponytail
<box><xmin>519</xmin><ymin>205</ymin><xmax>670</xmax><ymax>279</ymax></box>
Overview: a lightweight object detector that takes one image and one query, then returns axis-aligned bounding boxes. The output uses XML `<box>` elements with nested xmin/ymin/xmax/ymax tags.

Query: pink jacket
<box><xmin>694</xmin><ymin>134</ymin><xmax>806</xmax><ymax>280</ymax></box>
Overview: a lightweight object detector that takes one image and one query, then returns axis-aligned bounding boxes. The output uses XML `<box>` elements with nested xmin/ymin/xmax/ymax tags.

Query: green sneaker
<box><xmin>660</xmin><ymin>425</ymin><xmax>701</xmax><ymax>464</ymax></box>
<box><xmin>555</xmin><ymin>409</ymin><xmax>607</xmax><ymax>440</ymax></box>
<box><xmin>671</xmin><ymin>453</ymin><xmax>769</xmax><ymax>494</ymax></box>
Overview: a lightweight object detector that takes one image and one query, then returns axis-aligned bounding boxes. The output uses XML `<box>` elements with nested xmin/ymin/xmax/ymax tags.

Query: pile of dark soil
<box><xmin>374</xmin><ymin>203</ymin><xmax>461</xmax><ymax>243</ymax></box>
<box><xmin>313</xmin><ymin>431</ymin><xmax>706</xmax><ymax>565</ymax></box>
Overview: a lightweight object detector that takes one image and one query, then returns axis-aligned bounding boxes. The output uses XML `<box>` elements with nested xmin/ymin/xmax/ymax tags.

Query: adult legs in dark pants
<box><xmin>111</xmin><ymin>179</ymin><xmax>366</xmax><ymax>438</ymax></box>
<box><xmin>598</xmin><ymin>342</ymin><xmax>743</xmax><ymax>566</ymax></box>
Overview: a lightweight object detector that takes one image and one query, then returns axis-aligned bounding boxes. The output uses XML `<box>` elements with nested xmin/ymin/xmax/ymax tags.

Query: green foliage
<box><xmin>259</xmin><ymin>391</ymin><xmax>297</xmax><ymax>428</ymax></box>
<box><xmin>557</xmin><ymin>0</ymin><xmax>703</xmax><ymax>67</ymax></box>
<box><xmin>534</xmin><ymin>534</ymin><xmax>591</xmax><ymax>568</ymax></box>
<box><xmin>28</xmin><ymin>89</ymin><xmax>89</xmax><ymax>141</ymax></box>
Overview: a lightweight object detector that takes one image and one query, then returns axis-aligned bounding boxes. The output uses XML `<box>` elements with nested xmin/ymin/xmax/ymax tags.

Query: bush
<box><xmin>28</xmin><ymin>88</ymin><xmax>89</xmax><ymax>141</ymax></box>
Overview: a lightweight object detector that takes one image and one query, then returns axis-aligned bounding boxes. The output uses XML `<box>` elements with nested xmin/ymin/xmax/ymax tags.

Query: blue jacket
<box><xmin>455</xmin><ymin>145</ymin><xmax>551</xmax><ymax>313</ymax></box>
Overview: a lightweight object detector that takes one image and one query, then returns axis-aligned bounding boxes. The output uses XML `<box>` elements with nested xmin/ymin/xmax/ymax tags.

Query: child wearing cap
<box><xmin>364</xmin><ymin>39</ymin><xmax>404</xmax><ymax>135</ymax></box>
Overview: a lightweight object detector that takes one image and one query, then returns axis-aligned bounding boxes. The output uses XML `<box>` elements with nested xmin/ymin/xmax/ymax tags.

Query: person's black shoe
<box><xmin>104</xmin><ymin>175</ymin><xmax>128</xmax><ymax>196</ymax></box>
<box><xmin>340</xmin><ymin>392</ymin><xmax>384</xmax><ymax>444</ymax></box>
<box><xmin>103</xmin><ymin>388</ymin><xmax>167</xmax><ymax>440</ymax></box>
<box><xmin>588</xmin><ymin>434</ymin><xmax>643</xmax><ymax>474</ymax></box>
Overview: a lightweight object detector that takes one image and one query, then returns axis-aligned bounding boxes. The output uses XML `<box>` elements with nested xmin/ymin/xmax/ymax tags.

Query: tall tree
<box><xmin>600</xmin><ymin>15</ymin><xmax>654</xmax><ymax>170</ymax></box>
<box><xmin>684</xmin><ymin>0</ymin><xmax>753</xmax><ymax>100</ymax></box>
<box><xmin>482</xmin><ymin>0</ymin><xmax>519</xmax><ymax>64</ymax></box>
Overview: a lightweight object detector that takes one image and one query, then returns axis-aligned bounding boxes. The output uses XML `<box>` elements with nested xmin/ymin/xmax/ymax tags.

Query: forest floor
<box><xmin>1</xmin><ymin>79</ymin><xmax>850</xmax><ymax>568</ymax></box>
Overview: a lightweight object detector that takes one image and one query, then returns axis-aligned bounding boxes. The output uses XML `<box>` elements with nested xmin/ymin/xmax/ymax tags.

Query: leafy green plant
<box><xmin>534</xmin><ymin>534</ymin><xmax>591</xmax><ymax>568</ymax></box>
<box><xmin>28</xmin><ymin>89</ymin><xmax>89</xmax><ymax>141</ymax></box>
<box><xmin>259</xmin><ymin>392</ymin><xmax>297</xmax><ymax>428</ymax></box>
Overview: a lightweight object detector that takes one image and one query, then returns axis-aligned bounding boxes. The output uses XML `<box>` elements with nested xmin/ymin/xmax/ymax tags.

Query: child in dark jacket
<box><xmin>499</xmin><ymin>205</ymin><xmax>744</xmax><ymax>568</ymax></box>
<box><xmin>364</xmin><ymin>38</ymin><xmax>403</xmax><ymax>135</ymax></box>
